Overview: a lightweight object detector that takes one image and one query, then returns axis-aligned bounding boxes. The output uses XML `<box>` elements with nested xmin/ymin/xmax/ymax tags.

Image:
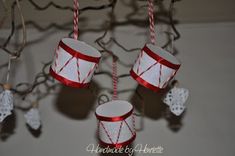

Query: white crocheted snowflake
<box><xmin>163</xmin><ymin>87</ymin><xmax>189</xmax><ymax>116</ymax></box>
<box><xmin>0</xmin><ymin>90</ymin><xmax>14</xmax><ymax>122</ymax></box>
<box><xmin>24</xmin><ymin>108</ymin><xmax>41</xmax><ymax>130</ymax></box>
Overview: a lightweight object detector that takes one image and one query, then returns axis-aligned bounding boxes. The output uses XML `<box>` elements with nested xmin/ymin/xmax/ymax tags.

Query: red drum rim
<box><xmin>95</xmin><ymin>100</ymin><xmax>133</xmax><ymax>122</ymax></box>
<box><xmin>50</xmin><ymin>67</ymin><xmax>90</xmax><ymax>88</ymax></box>
<box><xmin>143</xmin><ymin>44</ymin><xmax>181</xmax><ymax>70</ymax></box>
<box><xmin>98</xmin><ymin>133</ymin><xmax>136</xmax><ymax>148</ymax></box>
<box><xmin>59</xmin><ymin>38</ymin><xmax>101</xmax><ymax>63</ymax></box>
<box><xmin>130</xmin><ymin>69</ymin><xmax>162</xmax><ymax>92</ymax></box>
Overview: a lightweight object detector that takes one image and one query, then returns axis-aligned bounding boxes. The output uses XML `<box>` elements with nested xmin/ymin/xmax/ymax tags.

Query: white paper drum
<box><xmin>95</xmin><ymin>100</ymin><xmax>136</xmax><ymax>148</ymax></box>
<box><xmin>50</xmin><ymin>38</ymin><xmax>101</xmax><ymax>88</ymax></box>
<box><xmin>130</xmin><ymin>44</ymin><xmax>181</xmax><ymax>92</ymax></box>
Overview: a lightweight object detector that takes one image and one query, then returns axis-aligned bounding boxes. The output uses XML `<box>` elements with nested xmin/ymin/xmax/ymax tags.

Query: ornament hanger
<box><xmin>148</xmin><ymin>0</ymin><xmax>156</xmax><ymax>45</ymax></box>
<box><xmin>112</xmin><ymin>56</ymin><xmax>118</xmax><ymax>100</ymax></box>
<box><xmin>73</xmin><ymin>0</ymin><xmax>79</xmax><ymax>40</ymax></box>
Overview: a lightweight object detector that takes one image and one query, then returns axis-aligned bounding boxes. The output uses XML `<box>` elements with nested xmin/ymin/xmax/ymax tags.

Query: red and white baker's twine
<box><xmin>81</xmin><ymin>64</ymin><xmax>97</xmax><ymax>84</ymax></box>
<box><xmin>55</xmin><ymin>56</ymin><xmax>97</xmax><ymax>84</ymax></box>
<box><xmin>73</xmin><ymin>0</ymin><xmax>79</xmax><ymax>40</ymax></box>
<box><xmin>136</xmin><ymin>56</ymin><xmax>167</xmax><ymax>88</ymax></box>
<box><xmin>99</xmin><ymin>121</ymin><xmax>115</xmax><ymax>145</ymax></box>
<box><xmin>99</xmin><ymin>119</ymin><xmax>135</xmax><ymax>147</ymax></box>
<box><xmin>148</xmin><ymin>0</ymin><xmax>156</xmax><ymax>44</ymax></box>
<box><xmin>76</xmin><ymin>58</ymin><xmax>80</xmax><ymax>82</ymax></box>
<box><xmin>115</xmin><ymin>121</ymin><xmax>124</xmax><ymax>144</ymax></box>
<box><xmin>162</xmin><ymin>70</ymin><xmax>177</xmax><ymax>88</ymax></box>
<box><xmin>112</xmin><ymin>57</ymin><xmax>118</xmax><ymax>100</ymax></box>
<box><xmin>58</xmin><ymin>56</ymin><xmax>74</xmax><ymax>74</ymax></box>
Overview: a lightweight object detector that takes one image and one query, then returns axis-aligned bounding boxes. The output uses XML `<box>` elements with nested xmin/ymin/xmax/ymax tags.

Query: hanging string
<box><xmin>148</xmin><ymin>0</ymin><xmax>156</xmax><ymax>45</ymax></box>
<box><xmin>6</xmin><ymin>56</ymin><xmax>12</xmax><ymax>83</ymax></box>
<box><xmin>112</xmin><ymin>56</ymin><xmax>118</xmax><ymax>100</ymax></box>
<box><xmin>73</xmin><ymin>0</ymin><xmax>79</xmax><ymax>40</ymax></box>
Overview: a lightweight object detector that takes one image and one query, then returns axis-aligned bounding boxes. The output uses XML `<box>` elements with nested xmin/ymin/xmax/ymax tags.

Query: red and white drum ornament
<box><xmin>50</xmin><ymin>38</ymin><xmax>101</xmax><ymax>88</ymax></box>
<box><xmin>95</xmin><ymin>100</ymin><xmax>136</xmax><ymax>148</ymax></box>
<box><xmin>130</xmin><ymin>44</ymin><xmax>181</xmax><ymax>92</ymax></box>
<box><xmin>50</xmin><ymin>0</ymin><xmax>101</xmax><ymax>88</ymax></box>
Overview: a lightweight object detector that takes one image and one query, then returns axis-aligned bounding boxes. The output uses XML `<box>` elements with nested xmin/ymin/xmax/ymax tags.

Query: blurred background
<box><xmin>0</xmin><ymin>0</ymin><xmax>235</xmax><ymax>156</ymax></box>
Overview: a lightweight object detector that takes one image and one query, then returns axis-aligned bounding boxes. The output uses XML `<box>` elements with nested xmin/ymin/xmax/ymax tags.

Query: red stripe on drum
<box><xmin>142</xmin><ymin>45</ymin><xmax>181</xmax><ymax>70</ymax></box>
<box><xmin>49</xmin><ymin>67</ymin><xmax>90</xmax><ymax>88</ymax></box>
<box><xmin>59</xmin><ymin>40</ymin><xmax>101</xmax><ymax>63</ymax></box>
<box><xmin>95</xmin><ymin>108</ymin><xmax>134</xmax><ymax>122</ymax></box>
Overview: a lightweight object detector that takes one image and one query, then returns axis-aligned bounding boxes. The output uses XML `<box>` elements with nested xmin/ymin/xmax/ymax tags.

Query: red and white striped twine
<box><xmin>99</xmin><ymin>119</ymin><xmax>134</xmax><ymax>147</ymax></box>
<box><xmin>124</xmin><ymin>120</ymin><xmax>135</xmax><ymax>136</ymax></box>
<box><xmin>100</xmin><ymin>122</ymin><xmax>115</xmax><ymax>145</ymax></box>
<box><xmin>58</xmin><ymin>56</ymin><xmax>74</xmax><ymax>74</ymax></box>
<box><xmin>115</xmin><ymin>121</ymin><xmax>124</xmax><ymax>144</ymax></box>
<box><xmin>81</xmin><ymin>64</ymin><xmax>97</xmax><ymax>84</ymax></box>
<box><xmin>148</xmin><ymin>0</ymin><xmax>156</xmax><ymax>45</ymax></box>
<box><xmin>73</xmin><ymin>0</ymin><xmax>79</xmax><ymax>40</ymax></box>
<box><xmin>76</xmin><ymin>58</ymin><xmax>81</xmax><ymax>82</ymax></box>
<box><xmin>112</xmin><ymin>57</ymin><xmax>118</xmax><ymax>100</ymax></box>
<box><xmin>162</xmin><ymin>70</ymin><xmax>177</xmax><ymax>88</ymax></box>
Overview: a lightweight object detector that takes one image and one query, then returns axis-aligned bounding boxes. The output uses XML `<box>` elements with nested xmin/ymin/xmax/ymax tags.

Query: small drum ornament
<box><xmin>95</xmin><ymin>100</ymin><xmax>136</xmax><ymax>148</ymax></box>
<box><xmin>130</xmin><ymin>44</ymin><xmax>181</xmax><ymax>92</ymax></box>
<box><xmin>50</xmin><ymin>38</ymin><xmax>101</xmax><ymax>88</ymax></box>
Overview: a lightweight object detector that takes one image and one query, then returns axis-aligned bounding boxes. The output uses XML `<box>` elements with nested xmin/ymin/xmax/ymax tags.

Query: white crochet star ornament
<box><xmin>163</xmin><ymin>85</ymin><xmax>189</xmax><ymax>116</ymax></box>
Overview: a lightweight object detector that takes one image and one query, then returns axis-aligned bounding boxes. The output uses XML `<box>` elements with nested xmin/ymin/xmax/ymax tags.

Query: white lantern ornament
<box><xmin>50</xmin><ymin>0</ymin><xmax>101</xmax><ymax>88</ymax></box>
<box><xmin>163</xmin><ymin>80</ymin><xmax>189</xmax><ymax>116</ymax></box>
